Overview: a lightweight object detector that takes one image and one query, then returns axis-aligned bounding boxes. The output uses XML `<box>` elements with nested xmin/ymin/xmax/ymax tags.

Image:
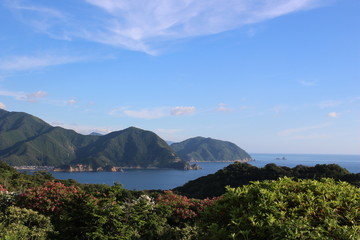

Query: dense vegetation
<box><xmin>171</xmin><ymin>137</ymin><xmax>251</xmax><ymax>162</ymax></box>
<box><xmin>0</xmin><ymin>109</ymin><xmax>189</xmax><ymax>169</ymax></box>
<box><xmin>174</xmin><ymin>162</ymin><xmax>360</xmax><ymax>199</ymax></box>
<box><xmin>1</xmin><ymin>161</ymin><xmax>359</xmax><ymax>239</ymax></box>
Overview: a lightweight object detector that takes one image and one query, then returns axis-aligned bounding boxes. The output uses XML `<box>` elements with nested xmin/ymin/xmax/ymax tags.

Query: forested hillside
<box><xmin>174</xmin><ymin>162</ymin><xmax>360</xmax><ymax>199</ymax></box>
<box><xmin>0</xmin><ymin>109</ymin><xmax>190</xmax><ymax>170</ymax></box>
<box><xmin>171</xmin><ymin>137</ymin><xmax>251</xmax><ymax>162</ymax></box>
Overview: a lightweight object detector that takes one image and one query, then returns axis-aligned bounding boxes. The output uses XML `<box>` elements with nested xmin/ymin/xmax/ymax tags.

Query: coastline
<box><xmin>14</xmin><ymin>163</ymin><xmax>201</xmax><ymax>172</ymax></box>
<box><xmin>189</xmin><ymin>158</ymin><xmax>254</xmax><ymax>163</ymax></box>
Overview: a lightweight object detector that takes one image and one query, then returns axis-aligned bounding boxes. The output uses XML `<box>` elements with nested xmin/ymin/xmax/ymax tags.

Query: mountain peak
<box><xmin>171</xmin><ymin>137</ymin><xmax>251</xmax><ymax>162</ymax></box>
<box><xmin>0</xmin><ymin>110</ymin><xmax>190</xmax><ymax>170</ymax></box>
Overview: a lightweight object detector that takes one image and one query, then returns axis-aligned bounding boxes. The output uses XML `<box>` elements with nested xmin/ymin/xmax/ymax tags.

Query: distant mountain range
<box><xmin>171</xmin><ymin>137</ymin><xmax>252</xmax><ymax>162</ymax></box>
<box><xmin>0</xmin><ymin>109</ymin><xmax>252</xmax><ymax>170</ymax></box>
<box><xmin>0</xmin><ymin>109</ymin><xmax>192</xmax><ymax>170</ymax></box>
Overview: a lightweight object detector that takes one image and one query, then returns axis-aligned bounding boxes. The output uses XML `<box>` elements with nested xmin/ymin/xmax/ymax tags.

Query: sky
<box><xmin>0</xmin><ymin>0</ymin><xmax>359</xmax><ymax>155</ymax></box>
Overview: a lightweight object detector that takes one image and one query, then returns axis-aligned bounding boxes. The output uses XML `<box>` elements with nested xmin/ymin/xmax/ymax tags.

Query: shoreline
<box><xmin>189</xmin><ymin>159</ymin><xmax>254</xmax><ymax>163</ymax></box>
<box><xmin>14</xmin><ymin>164</ymin><xmax>201</xmax><ymax>172</ymax></box>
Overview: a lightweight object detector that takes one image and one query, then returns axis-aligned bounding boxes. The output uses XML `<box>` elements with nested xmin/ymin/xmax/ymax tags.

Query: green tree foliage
<box><xmin>0</xmin><ymin>206</ymin><xmax>54</xmax><ymax>240</ymax></box>
<box><xmin>199</xmin><ymin>177</ymin><xmax>360</xmax><ymax>240</ymax></box>
<box><xmin>174</xmin><ymin>162</ymin><xmax>360</xmax><ymax>199</ymax></box>
<box><xmin>0</xmin><ymin>161</ymin><xmax>54</xmax><ymax>191</ymax></box>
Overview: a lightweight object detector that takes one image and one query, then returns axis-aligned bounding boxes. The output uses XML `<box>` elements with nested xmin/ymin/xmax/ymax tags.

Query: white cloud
<box><xmin>0</xmin><ymin>89</ymin><xmax>47</xmax><ymax>102</ymax></box>
<box><xmin>0</xmin><ymin>55</ymin><xmax>82</xmax><ymax>71</ymax></box>
<box><xmin>8</xmin><ymin>0</ymin><xmax>326</xmax><ymax>54</ymax></box>
<box><xmin>317</xmin><ymin>100</ymin><xmax>342</xmax><ymax>108</ymax></box>
<box><xmin>278</xmin><ymin>122</ymin><xmax>332</xmax><ymax>137</ymax></box>
<box><xmin>240</xmin><ymin>105</ymin><xmax>250</xmax><ymax>110</ymax></box>
<box><xmin>0</xmin><ymin>102</ymin><xmax>6</xmax><ymax>109</ymax></box>
<box><xmin>109</xmin><ymin>106</ymin><xmax>169</xmax><ymax>119</ymax></box>
<box><xmin>51</xmin><ymin>122</ymin><xmax>116</xmax><ymax>135</ymax></box>
<box><xmin>271</xmin><ymin>105</ymin><xmax>287</xmax><ymax>114</ymax></box>
<box><xmin>123</xmin><ymin>108</ymin><xmax>169</xmax><ymax>119</ymax></box>
<box><xmin>109</xmin><ymin>106</ymin><xmax>196</xmax><ymax>119</ymax></box>
<box><xmin>290</xmin><ymin>133</ymin><xmax>329</xmax><ymax>140</ymax></box>
<box><xmin>216</xmin><ymin>103</ymin><xmax>232</xmax><ymax>112</ymax></box>
<box><xmin>299</xmin><ymin>80</ymin><xmax>316</xmax><ymax>86</ymax></box>
<box><xmin>327</xmin><ymin>112</ymin><xmax>338</xmax><ymax>118</ymax></box>
<box><xmin>67</xmin><ymin>98</ymin><xmax>76</xmax><ymax>105</ymax></box>
<box><xmin>171</xmin><ymin>106</ymin><xmax>196</xmax><ymax>116</ymax></box>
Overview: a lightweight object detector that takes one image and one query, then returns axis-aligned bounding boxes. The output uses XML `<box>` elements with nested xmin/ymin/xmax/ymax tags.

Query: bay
<box><xmin>49</xmin><ymin>153</ymin><xmax>360</xmax><ymax>190</ymax></box>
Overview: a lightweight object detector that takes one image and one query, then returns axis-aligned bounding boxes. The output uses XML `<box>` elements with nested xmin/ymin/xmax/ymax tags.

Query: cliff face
<box><xmin>0</xmin><ymin>109</ymin><xmax>190</xmax><ymax>170</ymax></box>
<box><xmin>53</xmin><ymin>164</ymin><xmax>122</xmax><ymax>172</ymax></box>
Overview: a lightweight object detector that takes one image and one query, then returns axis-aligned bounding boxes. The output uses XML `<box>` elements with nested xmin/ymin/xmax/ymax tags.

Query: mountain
<box><xmin>0</xmin><ymin>109</ymin><xmax>191</xmax><ymax>170</ymax></box>
<box><xmin>89</xmin><ymin>132</ymin><xmax>103</xmax><ymax>136</ymax></box>
<box><xmin>77</xmin><ymin>127</ymin><xmax>184</xmax><ymax>169</ymax></box>
<box><xmin>170</xmin><ymin>137</ymin><xmax>252</xmax><ymax>162</ymax></box>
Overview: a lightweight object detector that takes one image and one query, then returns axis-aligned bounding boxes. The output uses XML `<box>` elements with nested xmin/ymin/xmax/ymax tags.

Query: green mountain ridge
<box><xmin>171</xmin><ymin>136</ymin><xmax>252</xmax><ymax>162</ymax></box>
<box><xmin>0</xmin><ymin>109</ymin><xmax>189</xmax><ymax>169</ymax></box>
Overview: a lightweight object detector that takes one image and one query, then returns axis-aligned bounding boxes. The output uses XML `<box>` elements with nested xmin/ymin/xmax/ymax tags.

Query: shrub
<box><xmin>157</xmin><ymin>190</ymin><xmax>219</xmax><ymax>224</ymax></box>
<box><xmin>199</xmin><ymin>177</ymin><xmax>360</xmax><ymax>240</ymax></box>
<box><xmin>0</xmin><ymin>184</ymin><xmax>17</xmax><ymax>212</ymax></box>
<box><xmin>17</xmin><ymin>180</ymin><xmax>86</xmax><ymax>214</ymax></box>
<box><xmin>0</xmin><ymin>206</ymin><xmax>54</xmax><ymax>240</ymax></box>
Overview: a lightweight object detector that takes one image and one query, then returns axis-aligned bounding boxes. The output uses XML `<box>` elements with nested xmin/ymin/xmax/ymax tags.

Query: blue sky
<box><xmin>0</xmin><ymin>0</ymin><xmax>359</xmax><ymax>154</ymax></box>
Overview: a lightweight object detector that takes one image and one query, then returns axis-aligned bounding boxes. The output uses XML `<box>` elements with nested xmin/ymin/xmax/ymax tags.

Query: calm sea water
<box><xmin>50</xmin><ymin>153</ymin><xmax>360</xmax><ymax>190</ymax></box>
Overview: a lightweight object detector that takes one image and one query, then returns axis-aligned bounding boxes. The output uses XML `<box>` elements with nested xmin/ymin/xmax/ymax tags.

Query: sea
<box><xmin>48</xmin><ymin>153</ymin><xmax>360</xmax><ymax>190</ymax></box>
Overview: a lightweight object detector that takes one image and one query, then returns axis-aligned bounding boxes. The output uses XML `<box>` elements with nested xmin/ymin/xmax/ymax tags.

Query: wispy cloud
<box><xmin>299</xmin><ymin>80</ymin><xmax>316</xmax><ymax>86</ymax></box>
<box><xmin>51</xmin><ymin>121</ymin><xmax>117</xmax><ymax>135</ymax></box>
<box><xmin>271</xmin><ymin>105</ymin><xmax>287</xmax><ymax>115</ymax></box>
<box><xmin>0</xmin><ymin>55</ymin><xmax>82</xmax><ymax>71</ymax></box>
<box><xmin>7</xmin><ymin>0</ymin><xmax>326</xmax><ymax>54</ymax></box>
<box><xmin>0</xmin><ymin>89</ymin><xmax>47</xmax><ymax>102</ymax></box>
<box><xmin>327</xmin><ymin>112</ymin><xmax>338</xmax><ymax>118</ymax></box>
<box><xmin>109</xmin><ymin>106</ymin><xmax>196</xmax><ymax>119</ymax></box>
<box><xmin>0</xmin><ymin>102</ymin><xmax>6</xmax><ymax>109</ymax></box>
<box><xmin>7</xmin><ymin>0</ymin><xmax>70</xmax><ymax>39</ymax></box>
<box><xmin>317</xmin><ymin>100</ymin><xmax>342</xmax><ymax>108</ymax></box>
<box><xmin>216</xmin><ymin>103</ymin><xmax>232</xmax><ymax>112</ymax></box>
<box><xmin>171</xmin><ymin>106</ymin><xmax>196</xmax><ymax>116</ymax></box>
<box><xmin>123</xmin><ymin>108</ymin><xmax>169</xmax><ymax>119</ymax></box>
<box><xmin>278</xmin><ymin>122</ymin><xmax>332</xmax><ymax>139</ymax></box>
<box><xmin>66</xmin><ymin>98</ymin><xmax>76</xmax><ymax>105</ymax></box>
<box><xmin>290</xmin><ymin>133</ymin><xmax>329</xmax><ymax>140</ymax></box>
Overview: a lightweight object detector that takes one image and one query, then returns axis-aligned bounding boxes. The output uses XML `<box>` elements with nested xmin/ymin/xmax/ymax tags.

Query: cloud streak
<box><xmin>0</xmin><ymin>55</ymin><xmax>82</xmax><ymax>71</ymax></box>
<box><xmin>171</xmin><ymin>106</ymin><xmax>196</xmax><ymax>116</ymax></box>
<box><xmin>328</xmin><ymin>112</ymin><xmax>338</xmax><ymax>118</ymax></box>
<box><xmin>0</xmin><ymin>89</ymin><xmax>47</xmax><ymax>102</ymax></box>
<box><xmin>51</xmin><ymin>121</ymin><xmax>116</xmax><ymax>135</ymax></box>
<box><xmin>279</xmin><ymin>122</ymin><xmax>331</xmax><ymax>136</ymax></box>
<box><xmin>7</xmin><ymin>0</ymin><xmax>326</xmax><ymax>54</ymax></box>
<box><xmin>216</xmin><ymin>103</ymin><xmax>232</xmax><ymax>112</ymax></box>
<box><xmin>278</xmin><ymin>122</ymin><xmax>332</xmax><ymax>140</ymax></box>
<box><xmin>110</xmin><ymin>106</ymin><xmax>196</xmax><ymax>119</ymax></box>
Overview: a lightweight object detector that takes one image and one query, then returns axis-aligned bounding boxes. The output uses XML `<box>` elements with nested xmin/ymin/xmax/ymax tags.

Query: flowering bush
<box><xmin>156</xmin><ymin>190</ymin><xmax>219</xmax><ymax>223</ymax></box>
<box><xmin>17</xmin><ymin>180</ymin><xmax>87</xmax><ymax>214</ymax></box>
<box><xmin>0</xmin><ymin>184</ymin><xmax>17</xmax><ymax>211</ymax></box>
<box><xmin>0</xmin><ymin>184</ymin><xmax>5</xmax><ymax>192</ymax></box>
